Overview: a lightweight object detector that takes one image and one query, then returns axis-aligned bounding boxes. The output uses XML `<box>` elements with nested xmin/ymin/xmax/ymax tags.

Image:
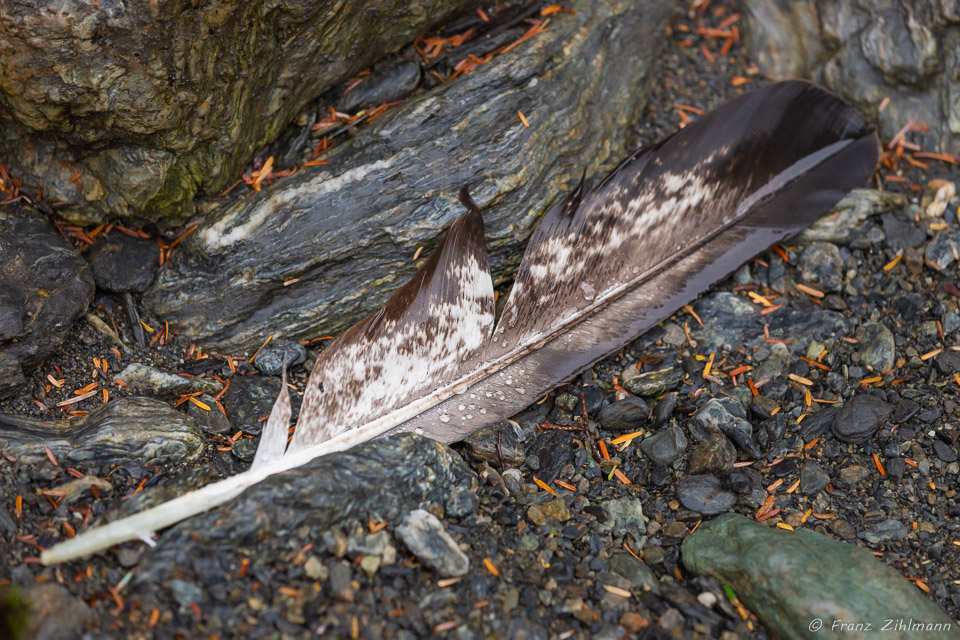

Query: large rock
<box><xmin>143</xmin><ymin>0</ymin><xmax>673</xmax><ymax>350</ymax></box>
<box><xmin>0</xmin><ymin>397</ymin><xmax>202</xmax><ymax>465</ymax></box>
<box><xmin>682</xmin><ymin>513</ymin><xmax>957</xmax><ymax>640</ymax></box>
<box><xmin>740</xmin><ymin>0</ymin><xmax>959</xmax><ymax>151</ymax></box>
<box><xmin>0</xmin><ymin>206</ymin><xmax>94</xmax><ymax>400</ymax></box>
<box><xmin>0</xmin><ymin>0</ymin><xmax>480</xmax><ymax>225</ymax></box>
<box><xmin>131</xmin><ymin>435</ymin><xmax>476</xmax><ymax>584</ymax></box>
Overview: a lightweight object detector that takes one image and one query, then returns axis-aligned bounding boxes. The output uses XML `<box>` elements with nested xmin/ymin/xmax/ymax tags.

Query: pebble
<box><xmin>395</xmin><ymin>509</ymin><xmax>469</xmax><ymax>577</ymax></box>
<box><xmin>920</xmin><ymin>179</ymin><xmax>956</xmax><ymax>217</ymax></box>
<box><xmin>600</xmin><ymin>498</ymin><xmax>646</xmax><ymax>537</ymax></box>
<box><xmin>608</xmin><ymin>553</ymin><xmax>659</xmax><ymax>593</ymax></box>
<box><xmin>933</xmin><ymin>440</ymin><xmax>957</xmax><ymax>463</ymax></box>
<box><xmin>677</xmin><ymin>475</ymin><xmax>736</xmax><ymax>515</ymax></box>
<box><xmin>798</xmin><ymin>242</ymin><xmax>843</xmax><ymax>292</ymax></box>
<box><xmin>621</xmin><ymin>366</ymin><xmax>683</xmax><ymax>397</ymax></box>
<box><xmin>832</xmin><ymin>395</ymin><xmax>889</xmax><ymax>444</ymax></box>
<box><xmin>925</xmin><ymin>229</ymin><xmax>960</xmax><ymax>271</ymax></box>
<box><xmin>799</xmin><ymin>461</ymin><xmax>830</xmax><ymax>495</ymax></box>
<box><xmin>862</xmin><ymin>519</ymin><xmax>909</xmax><ymax>545</ymax></box>
<box><xmin>527</xmin><ymin>498</ymin><xmax>571</xmax><ymax>525</ymax></box>
<box><xmin>252</xmin><ymin>339</ymin><xmax>307</xmax><ymax>375</ymax></box>
<box><xmin>855</xmin><ymin>322</ymin><xmax>895</xmax><ymax>371</ymax></box>
<box><xmin>464</xmin><ymin>422</ymin><xmax>526</xmax><ymax>465</ymax></box>
<box><xmin>304</xmin><ymin>556</ymin><xmax>327</xmax><ymax>580</ymax></box>
<box><xmin>186</xmin><ymin>393</ymin><xmax>233</xmax><ymax>434</ymax></box>
<box><xmin>687</xmin><ymin>432</ymin><xmax>736</xmax><ymax>474</ymax></box>
<box><xmin>116</xmin><ymin>363</ymin><xmax>221</xmax><ymax>400</ymax></box>
<box><xmin>598</xmin><ymin>396</ymin><xmax>649</xmax><ymax>430</ymax></box>
<box><xmin>639</xmin><ymin>426</ymin><xmax>687</xmax><ymax>465</ymax></box>
<box><xmin>651</xmin><ymin>392</ymin><xmax>678</xmax><ymax>425</ymax></box>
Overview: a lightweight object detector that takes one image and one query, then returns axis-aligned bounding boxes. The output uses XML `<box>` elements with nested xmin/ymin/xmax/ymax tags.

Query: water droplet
<box><xmin>440</xmin><ymin>414</ymin><xmax>450</xmax><ymax>423</ymax></box>
<box><xmin>468</xmin><ymin>404</ymin><xmax>475</xmax><ymax>410</ymax></box>
<box><xmin>479</xmin><ymin>408</ymin><xmax>487</xmax><ymax>414</ymax></box>
<box><xmin>485</xmin><ymin>392</ymin><xmax>492</xmax><ymax>398</ymax></box>
<box><xmin>414</xmin><ymin>427</ymin><xmax>424</xmax><ymax>435</ymax></box>
<box><xmin>466</xmin><ymin>414</ymin><xmax>473</xmax><ymax>419</ymax></box>
<box><xmin>516</xmin><ymin>388</ymin><xmax>526</xmax><ymax>395</ymax></box>
<box><xmin>580</xmin><ymin>281</ymin><xmax>596</xmax><ymax>301</ymax></box>
<box><xmin>458</xmin><ymin>404</ymin><xmax>466</xmax><ymax>411</ymax></box>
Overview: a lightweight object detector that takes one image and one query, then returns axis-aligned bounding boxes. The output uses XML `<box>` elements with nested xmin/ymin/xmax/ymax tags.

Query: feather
<box><xmin>41</xmin><ymin>80</ymin><xmax>878</xmax><ymax>564</ymax></box>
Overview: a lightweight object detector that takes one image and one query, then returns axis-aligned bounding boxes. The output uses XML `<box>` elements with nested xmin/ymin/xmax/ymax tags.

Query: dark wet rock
<box><xmin>19</xmin><ymin>583</ymin><xmax>92</xmax><ymax>640</ymax></box>
<box><xmin>598</xmin><ymin>397</ymin><xmax>649</xmax><ymax>431</ymax></box>
<box><xmin>651</xmin><ymin>392</ymin><xmax>678</xmax><ymax>426</ymax></box>
<box><xmin>833</xmin><ymin>395</ymin><xmax>890</xmax><ymax>444</ymax></box>
<box><xmin>741</xmin><ymin>0</ymin><xmax>960</xmax><ymax>152</ymax></box>
<box><xmin>797</xmin><ymin>242</ymin><xmax>843</xmax><ymax>292</ymax></box>
<box><xmin>693</xmin><ymin>399</ymin><xmax>761</xmax><ymax>459</ymax></box>
<box><xmin>687</xmin><ymin>432</ymin><xmax>736</xmax><ymax>475</ymax></box>
<box><xmin>754</xmin><ymin>342</ymin><xmax>790</xmax><ymax>382</ymax></box>
<box><xmin>933</xmin><ymin>440</ymin><xmax>957</xmax><ymax>463</ymax></box>
<box><xmin>856</xmin><ymin>322</ymin><xmax>896</xmax><ymax>372</ymax></box>
<box><xmin>934</xmin><ymin>349</ymin><xmax>960</xmax><ymax>376</ymax></box>
<box><xmin>0</xmin><ymin>206</ymin><xmax>94</xmax><ymax>399</ymax></box>
<box><xmin>396</xmin><ymin>509</ymin><xmax>469</xmax><ymax>577</ymax></box>
<box><xmin>677</xmin><ymin>475</ymin><xmax>736</xmax><ymax>516</ymax></box>
<box><xmin>0</xmin><ymin>0</ymin><xmax>480</xmax><ymax>225</ymax></box>
<box><xmin>882</xmin><ymin>213</ymin><xmax>926</xmax><ymax>250</ymax></box>
<box><xmin>186</xmin><ymin>393</ymin><xmax>233</xmax><ymax>434</ymax></box>
<box><xmin>799</xmin><ymin>461</ymin><xmax>830</xmax><ymax>495</ymax></box>
<box><xmin>334</xmin><ymin>60</ymin><xmax>421</xmax><ymax>113</ymax></box>
<box><xmin>683</xmin><ymin>514</ymin><xmax>955</xmax><ymax>639</ymax></box>
<box><xmin>693</xmin><ymin>292</ymin><xmax>847</xmax><ymax>351</ymax></box>
<box><xmin>116</xmin><ymin>363</ymin><xmax>221</xmax><ymax>400</ymax></box>
<box><xmin>799</xmin><ymin>406</ymin><xmax>836</xmax><ymax>440</ymax></box>
<box><xmin>0</xmin><ymin>397</ymin><xmax>202</xmax><ymax>465</ymax></box>
<box><xmin>925</xmin><ymin>229</ymin><xmax>960</xmax><ymax>272</ymax></box>
<box><xmin>134</xmin><ymin>435</ymin><xmax>476</xmax><ymax>582</ymax></box>
<box><xmin>252</xmin><ymin>339</ymin><xmax>307</xmax><ymax>375</ymax></box>
<box><xmin>599</xmin><ymin>499</ymin><xmax>646</xmax><ymax>537</ymax></box>
<box><xmin>621</xmin><ymin>367</ymin><xmax>683</xmax><ymax>397</ymax></box>
<box><xmin>862</xmin><ymin>520</ymin><xmax>909</xmax><ymax>545</ymax></box>
<box><xmin>86</xmin><ymin>234</ymin><xmax>159</xmax><ymax>293</ymax></box>
<box><xmin>640</xmin><ymin>426</ymin><xmax>687</xmax><ymax>466</ymax></box>
<box><xmin>223</xmin><ymin>375</ymin><xmax>301</xmax><ymax>436</ymax></box>
<box><xmin>463</xmin><ymin>421</ymin><xmax>526</xmax><ymax>466</ymax></box>
<box><xmin>608</xmin><ymin>554</ymin><xmax>659</xmax><ymax>594</ymax></box>
<box><xmin>143</xmin><ymin>0</ymin><xmax>673</xmax><ymax>349</ymax></box>
<box><xmin>231</xmin><ymin>438</ymin><xmax>257</xmax><ymax>463</ymax></box>
<box><xmin>797</xmin><ymin>190</ymin><xmax>907</xmax><ymax>246</ymax></box>
<box><xmin>525</xmin><ymin>430</ymin><xmax>573</xmax><ymax>483</ymax></box>
<box><xmin>839</xmin><ymin>465</ymin><xmax>870</xmax><ymax>488</ymax></box>
<box><xmin>892</xmin><ymin>398</ymin><xmax>920</xmax><ymax>424</ymax></box>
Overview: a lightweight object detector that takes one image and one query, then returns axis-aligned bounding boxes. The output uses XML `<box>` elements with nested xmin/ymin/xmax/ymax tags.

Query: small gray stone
<box><xmin>169</xmin><ymin>579</ymin><xmax>204</xmax><ymax>612</ymax></box>
<box><xmin>799</xmin><ymin>461</ymin><xmax>830</xmax><ymax>495</ymax></box>
<box><xmin>395</xmin><ymin>509</ymin><xmax>469</xmax><ymax>577</ymax></box>
<box><xmin>187</xmin><ymin>393</ymin><xmax>233</xmax><ymax>434</ymax></box>
<box><xmin>598</xmin><ymin>397</ymin><xmax>649</xmax><ymax>430</ymax></box>
<box><xmin>677</xmin><ymin>475</ymin><xmax>736</xmax><ymax>515</ymax></box>
<box><xmin>608</xmin><ymin>554</ymin><xmax>660</xmax><ymax>593</ymax></box>
<box><xmin>600</xmin><ymin>498</ymin><xmax>646</xmax><ymax>537</ymax></box>
<box><xmin>933</xmin><ymin>440</ymin><xmax>957</xmax><ymax>463</ymax></box>
<box><xmin>116</xmin><ymin>363</ymin><xmax>221</xmax><ymax>400</ymax></box>
<box><xmin>833</xmin><ymin>395</ymin><xmax>890</xmax><ymax>444</ymax></box>
<box><xmin>925</xmin><ymin>229</ymin><xmax>960</xmax><ymax>271</ymax></box>
<box><xmin>687</xmin><ymin>432</ymin><xmax>737</xmax><ymax>474</ymax></box>
<box><xmin>304</xmin><ymin>556</ymin><xmax>327</xmax><ymax>580</ymax></box>
<box><xmin>856</xmin><ymin>322</ymin><xmax>895</xmax><ymax>372</ymax></box>
<box><xmin>640</xmin><ymin>426</ymin><xmax>687</xmax><ymax>465</ymax></box>
<box><xmin>798</xmin><ymin>242</ymin><xmax>843</xmax><ymax>292</ymax></box>
<box><xmin>86</xmin><ymin>234</ymin><xmax>160</xmax><ymax>293</ymax></box>
<box><xmin>862</xmin><ymin>520</ymin><xmax>909</xmax><ymax>545</ymax></box>
<box><xmin>622</xmin><ymin>367</ymin><xmax>683</xmax><ymax>397</ymax></box>
<box><xmin>253</xmin><ymin>339</ymin><xmax>307</xmax><ymax>375</ymax></box>
<box><xmin>231</xmin><ymin>438</ymin><xmax>257</xmax><ymax>462</ymax></box>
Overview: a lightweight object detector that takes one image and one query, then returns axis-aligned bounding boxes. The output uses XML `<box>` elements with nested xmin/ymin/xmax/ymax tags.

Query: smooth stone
<box><xmin>600</xmin><ymin>498</ymin><xmax>646</xmax><ymax>537</ymax></box>
<box><xmin>621</xmin><ymin>367</ymin><xmax>683</xmax><ymax>397</ymax></box>
<box><xmin>86</xmin><ymin>234</ymin><xmax>159</xmax><ymax>293</ymax></box>
<box><xmin>0</xmin><ymin>206</ymin><xmax>94</xmax><ymax>399</ymax></box>
<box><xmin>682</xmin><ymin>514</ymin><xmax>955</xmax><ymax>639</ymax></box>
<box><xmin>143</xmin><ymin>0</ymin><xmax>674</xmax><ymax>350</ymax></box>
<box><xmin>598</xmin><ymin>397</ymin><xmax>649</xmax><ymax>430</ymax></box>
<box><xmin>881</xmin><ymin>212</ymin><xmax>926</xmax><ymax>249</ymax></box>
<box><xmin>799</xmin><ymin>406</ymin><xmax>836</xmax><ymax>440</ymax></box>
<box><xmin>607</xmin><ymin>554</ymin><xmax>660</xmax><ymax>593</ymax></box>
<box><xmin>639</xmin><ymin>426</ymin><xmax>687</xmax><ymax>466</ymax></box>
<box><xmin>754</xmin><ymin>341</ymin><xmax>791</xmax><ymax>381</ymax></box>
<box><xmin>186</xmin><ymin>393</ymin><xmax>233</xmax><ymax>434</ymax></box>
<box><xmin>463</xmin><ymin>421</ymin><xmax>526</xmax><ymax>466</ymax></box>
<box><xmin>833</xmin><ymin>395</ymin><xmax>890</xmax><ymax>444</ymax></box>
<box><xmin>252</xmin><ymin>339</ymin><xmax>307</xmax><ymax>375</ymax></box>
<box><xmin>933</xmin><ymin>440</ymin><xmax>957</xmax><ymax>463</ymax></box>
<box><xmin>799</xmin><ymin>461</ymin><xmax>830</xmax><ymax>495</ymax></box>
<box><xmin>524</xmin><ymin>430</ymin><xmax>573</xmax><ymax>483</ymax></box>
<box><xmin>231</xmin><ymin>438</ymin><xmax>257</xmax><ymax>462</ymax></box>
<box><xmin>892</xmin><ymin>398</ymin><xmax>920</xmax><ymax>424</ymax></box>
<box><xmin>797</xmin><ymin>241</ymin><xmax>843</xmax><ymax>292</ymax></box>
<box><xmin>677</xmin><ymin>475</ymin><xmax>736</xmax><ymax>516</ymax></box>
<box><xmin>796</xmin><ymin>190</ymin><xmax>908</xmax><ymax>246</ymax></box>
<box><xmin>223</xmin><ymin>375</ymin><xmax>302</xmax><ymax>436</ymax></box>
<box><xmin>855</xmin><ymin>322</ymin><xmax>895</xmax><ymax>372</ymax></box>
<box><xmin>395</xmin><ymin>509</ymin><xmax>470</xmax><ymax>577</ymax></box>
<box><xmin>116</xmin><ymin>363</ymin><xmax>221</xmax><ymax>400</ymax></box>
<box><xmin>528</xmin><ymin>498</ymin><xmax>571</xmax><ymax>525</ymax></box>
<box><xmin>0</xmin><ymin>397</ymin><xmax>202</xmax><ymax>465</ymax></box>
<box><xmin>651</xmin><ymin>392</ymin><xmax>678</xmax><ymax>426</ymax></box>
<box><xmin>861</xmin><ymin>520</ymin><xmax>909</xmax><ymax>545</ymax></box>
<box><xmin>687</xmin><ymin>432</ymin><xmax>737</xmax><ymax>475</ymax></box>
<box><xmin>934</xmin><ymin>349</ymin><xmax>960</xmax><ymax>376</ymax></box>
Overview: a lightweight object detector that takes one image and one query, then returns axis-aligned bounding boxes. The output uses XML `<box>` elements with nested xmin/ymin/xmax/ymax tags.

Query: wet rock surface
<box><xmin>143</xmin><ymin>0</ymin><xmax>673</xmax><ymax>350</ymax></box>
<box><xmin>683</xmin><ymin>514</ymin><xmax>956</xmax><ymax>639</ymax></box>
<box><xmin>0</xmin><ymin>397</ymin><xmax>202</xmax><ymax>465</ymax></box>
<box><xmin>0</xmin><ymin>0</ymin><xmax>480</xmax><ymax>224</ymax></box>
<box><xmin>741</xmin><ymin>0</ymin><xmax>960</xmax><ymax>152</ymax></box>
<box><xmin>0</xmin><ymin>206</ymin><xmax>94</xmax><ymax>400</ymax></box>
<box><xmin>85</xmin><ymin>234</ymin><xmax>160</xmax><ymax>294</ymax></box>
